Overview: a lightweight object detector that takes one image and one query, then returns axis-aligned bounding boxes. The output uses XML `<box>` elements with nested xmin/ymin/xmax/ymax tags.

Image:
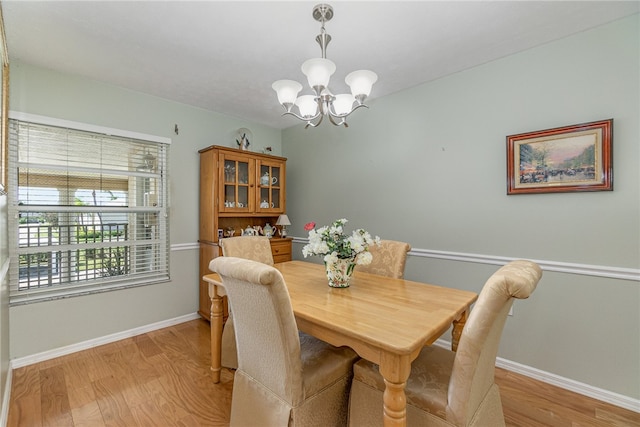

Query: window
<box><xmin>8</xmin><ymin>113</ymin><xmax>170</xmax><ymax>304</ymax></box>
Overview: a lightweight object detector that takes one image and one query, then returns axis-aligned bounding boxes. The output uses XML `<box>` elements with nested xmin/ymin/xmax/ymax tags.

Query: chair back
<box><xmin>219</xmin><ymin>236</ymin><xmax>274</xmax><ymax>265</ymax></box>
<box><xmin>357</xmin><ymin>240</ymin><xmax>411</xmax><ymax>278</ymax></box>
<box><xmin>447</xmin><ymin>260</ymin><xmax>542</xmax><ymax>425</ymax></box>
<box><xmin>209</xmin><ymin>256</ymin><xmax>304</xmax><ymax>403</ymax></box>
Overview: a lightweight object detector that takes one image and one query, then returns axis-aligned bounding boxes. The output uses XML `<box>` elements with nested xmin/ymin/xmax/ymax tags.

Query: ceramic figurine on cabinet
<box><xmin>263</xmin><ymin>223</ymin><xmax>274</xmax><ymax>238</ymax></box>
<box><xmin>236</xmin><ymin>128</ymin><xmax>252</xmax><ymax>151</ymax></box>
<box><xmin>260</xmin><ymin>199</ymin><xmax>275</xmax><ymax>208</ymax></box>
<box><xmin>261</xmin><ymin>172</ymin><xmax>277</xmax><ymax>186</ymax></box>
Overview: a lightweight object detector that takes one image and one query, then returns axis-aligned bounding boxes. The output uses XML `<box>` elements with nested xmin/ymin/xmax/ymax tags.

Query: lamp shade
<box><xmin>332</xmin><ymin>94</ymin><xmax>356</xmax><ymax>115</ymax></box>
<box><xmin>272</xmin><ymin>80</ymin><xmax>303</xmax><ymax>105</ymax></box>
<box><xmin>276</xmin><ymin>214</ymin><xmax>291</xmax><ymax>226</ymax></box>
<box><xmin>301</xmin><ymin>58</ymin><xmax>336</xmax><ymax>89</ymax></box>
<box><xmin>295</xmin><ymin>95</ymin><xmax>318</xmax><ymax>118</ymax></box>
<box><xmin>345</xmin><ymin>70</ymin><xmax>378</xmax><ymax>98</ymax></box>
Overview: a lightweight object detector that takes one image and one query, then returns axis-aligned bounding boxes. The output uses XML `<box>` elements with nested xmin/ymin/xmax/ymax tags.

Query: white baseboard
<box><xmin>434</xmin><ymin>339</ymin><xmax>640</xmax><ymax>413</ymax></box>
<box><xmin>497</xmin><ymin>357</ymin><xmax>640</xmax><ymax>413</ymax></box>
<box><xmin>9</xmin><ymin>312</ymin><xmax>200</xmax><ymax>369</ymax></box>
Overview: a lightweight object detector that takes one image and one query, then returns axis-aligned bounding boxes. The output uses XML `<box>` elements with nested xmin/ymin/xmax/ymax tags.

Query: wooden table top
<box><xmin>276</xmin><ymin>260</ymin><xmax>478</xmax><ymax>355</ymax></box>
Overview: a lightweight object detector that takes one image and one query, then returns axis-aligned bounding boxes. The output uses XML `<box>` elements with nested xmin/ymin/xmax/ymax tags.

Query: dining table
<box><xmin>203</xmin><ymin>260</ymin><xmax>478</xmax><ymax>427</ymax></box>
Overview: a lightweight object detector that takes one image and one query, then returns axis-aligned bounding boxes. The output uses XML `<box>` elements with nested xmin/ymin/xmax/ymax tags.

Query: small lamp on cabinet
<box><xmin>276</xmin><ymin>214</ymin><xmax>291</xmax><ymax>237</ymax></box>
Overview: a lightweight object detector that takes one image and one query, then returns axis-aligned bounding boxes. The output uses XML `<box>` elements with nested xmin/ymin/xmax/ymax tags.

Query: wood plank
<box><xmin>67</xmin><ymin>384</ymin><xmax>105</xmax><ymax>427</ymax></box>
<box><xmin>7</xmin><ymin>393</ymin><xmax>42</xmax><ymax>427</ymax></box>
<box><xmin>39</xmin><ymin>365</ymin><xmax>73</xmax><ymax>427</ymax></box>
<box><xmin>595</xmin><ymin>404</ymin><xmax>640</xmax><ymax>426</ymax></box>
<box><xmin>91</xmin><ymin>375</ymin><xmax>137</xmax><ymax>427</ymax></box>
<box><xmin>129</xmin><ymin>400</ymin><xmax>167</xmax><ymax>427</ymax></box>
<box><xmin>7</xmin><ymin>318</ymin><xmax>636</xmax><ymax>427</ymax></box>
<box><xmin>133</xmin><ymin>333</ymin><xmax>163</xmax><ymax>358</ymax></box>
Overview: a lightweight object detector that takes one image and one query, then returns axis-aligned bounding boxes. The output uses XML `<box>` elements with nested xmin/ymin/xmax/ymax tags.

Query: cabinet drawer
<box><xmin>273</xmin><ymin>254</ymin><xmax>291</xmax><ymax>263</ymax></box>
<box><xmin>270</xmin><ymin>239</ymin><xmax>292</xmax><ymax>263</ymax></box>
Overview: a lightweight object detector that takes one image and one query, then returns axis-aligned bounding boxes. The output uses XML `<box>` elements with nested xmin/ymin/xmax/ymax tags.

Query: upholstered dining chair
<box><xmin>209</xmin><ymin>256</ymin><xmax>360</xmax><ymax>427</ymax></box>
<box><xmin>357</xmin><ymin>239</ymin><xmax>411</xmax><ymax>279</ymax></box>
<box><xmin>219</xmin><ymin>235</ymin><xmax>275</xmax><ymax>266</ymax></box>
<box><xmin>348</xmin><ymin>259</ymin><xmax>542</xmax><ymax>427</ymax></box>
<box><xmin>218</xmin><ymin>236</ymin><xmax>274</xmax><ymax>370</ymax></box>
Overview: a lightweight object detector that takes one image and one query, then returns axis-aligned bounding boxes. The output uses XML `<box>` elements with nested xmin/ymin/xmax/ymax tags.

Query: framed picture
<box><xmin>506</xmin><ymin>119</ymin><xmax>613</xmax><ymax>195</ymax></box>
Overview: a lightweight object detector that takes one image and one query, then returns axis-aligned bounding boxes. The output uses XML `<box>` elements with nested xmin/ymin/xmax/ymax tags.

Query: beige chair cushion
<box><xmin>357</xmin><ymin>240</ymin><xmax>411</xmax><ymax>279</ymax></box>
<box><xmin>210</xmin><ymin>257</ymin><xmax>359</xmax><ymax>427</ymax></box>
<box><xmin>349</xmin><ymin>259</ymin><xmax>542</xmax><ymax>427</ymax></box>
<box><xmin>219</xmin><ymin>235</ymin><xmax>274</xmax><ymax>265</ymax></box>
<box><xmin>353</xmin><ymin>345</ymin><xmax>454</xmax><ymax>419</ymax></box>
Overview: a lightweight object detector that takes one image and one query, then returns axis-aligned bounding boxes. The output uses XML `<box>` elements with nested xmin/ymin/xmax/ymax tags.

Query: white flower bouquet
<box><xmin>302</xmin><ymin>218</ymin><xmax>380</xmax><ymax>265</ymax></box>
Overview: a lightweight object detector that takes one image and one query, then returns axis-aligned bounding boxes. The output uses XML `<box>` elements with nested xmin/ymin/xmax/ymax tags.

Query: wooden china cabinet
<box><xmin>197</xmin><ymin>145</ymin><xmax>292</xmax><ymax>320</ymax></box>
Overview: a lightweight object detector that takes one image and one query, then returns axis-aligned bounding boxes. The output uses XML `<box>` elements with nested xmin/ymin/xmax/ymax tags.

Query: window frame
<box><xmin>8</xmin><ymin>111</ymin><xmax>171</xmax><ymax>305</ymax></box>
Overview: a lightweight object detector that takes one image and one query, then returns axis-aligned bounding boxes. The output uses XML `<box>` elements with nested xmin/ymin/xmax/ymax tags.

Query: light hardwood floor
<box><xmin>7</xmin><ymin>318</ymin><xmax>640</xmax><ymax>426</ymax></box>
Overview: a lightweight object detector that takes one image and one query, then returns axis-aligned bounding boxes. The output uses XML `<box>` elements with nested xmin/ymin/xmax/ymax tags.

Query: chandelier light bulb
<box><xmin>333</xmin><ymin>94</ymin><xmax>356</xmax><ymax>115</ymax></box>
<box><xmin>345</xmin><ymin>70</ymin><xmax>378</xmax><ymax>98</ymax></box>
<box><xmin>295</xmin><ymin>95</ymin><xmax>319</xmax><ymax>118</ymax></box>
<box><xmin>272</xmin><ymin>80</ymin><xmax>303</xmax><ymax>106</ymax></box>
<box><xmin>301</xmin><ymin>58</ymin><xmax>336</xmax><ymax>91</ymax></box>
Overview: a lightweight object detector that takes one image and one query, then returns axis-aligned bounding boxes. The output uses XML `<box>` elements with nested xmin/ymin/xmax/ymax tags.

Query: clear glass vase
<box><xmin>325</xmin><ymin>257</ymin><xmax>356</xmax><ymax>288</ymax></box>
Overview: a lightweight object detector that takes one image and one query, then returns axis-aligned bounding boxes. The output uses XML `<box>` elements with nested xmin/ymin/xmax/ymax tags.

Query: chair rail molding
<box><xmin>171</xmin><ymin>242</ymin><xmax>199</xmax><ymax>251</ymax></box>
<box><xmin>291</xmin><ymin>237</ymin><xmax>640</xmax><ymax>282</ymax></box>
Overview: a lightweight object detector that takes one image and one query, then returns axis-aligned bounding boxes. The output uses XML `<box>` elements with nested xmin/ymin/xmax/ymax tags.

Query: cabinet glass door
<box><xmin>257</xmin><ymin>161</ymin><xmax>283</xmax><ymax>213</ymax></box>
<box><xmin>221</xmin><ymin>154</ymin><xmax>252</xmax><ymax>212</ymax></box>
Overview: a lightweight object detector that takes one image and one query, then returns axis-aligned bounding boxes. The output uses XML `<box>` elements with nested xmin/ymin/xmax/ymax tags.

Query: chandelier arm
<box><xmin>328</xmin><ymin>114</ymin><xmax>348</xmax><ymax>127</ymax></box>
<box><xmin>327</xmin><ymin>102</ymin><xmax>370</xmax><ymax>120</ymax></box>
<box><xmin>305</xmin><ymin>114</ymin><xmax>324</xmax><ymax>129</ymax></box>
<box><xmin>280</xmin><ymin>110</ymin><xmax>322</xmax><ymax>123</ymax></box>
<box><xmin>349</xmin><ymin>103</ymin><xmax>370</xmax><ymax>113</ymax></box>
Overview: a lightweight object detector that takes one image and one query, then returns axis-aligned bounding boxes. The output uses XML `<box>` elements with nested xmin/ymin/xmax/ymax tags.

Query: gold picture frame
<box><xmin>506</xmin><ymin>119</ymin><xmax>613</xmax><ymax>195</ymax></box>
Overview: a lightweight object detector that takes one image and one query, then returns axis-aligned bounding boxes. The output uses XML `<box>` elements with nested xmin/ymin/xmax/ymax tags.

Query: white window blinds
<box><xmin>8</xmin><ymin>114</ymin><xmax>170</xmax><ymax>304</ymax></box>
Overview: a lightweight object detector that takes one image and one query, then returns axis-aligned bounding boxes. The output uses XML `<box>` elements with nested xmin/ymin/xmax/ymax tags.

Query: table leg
<box><xmin>378</xmin><ymin>353</ymin><xmax>412</xmax><ymax>427</ymax></box>
<box><xmin>208</xmin><ymin>282</ymin><xmax>223</xmax><ymax>383</ymax></box>
<box><xmin>451</xmin><ymin>309</ymin><xmax>469</xmax><ymax>352</ymax></box>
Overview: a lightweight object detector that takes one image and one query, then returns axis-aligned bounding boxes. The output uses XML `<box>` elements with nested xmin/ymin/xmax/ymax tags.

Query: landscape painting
<box><xmin>506</xmin><ymin>119</ymin><xmax>613</xmax><ymax>194</ymax></box>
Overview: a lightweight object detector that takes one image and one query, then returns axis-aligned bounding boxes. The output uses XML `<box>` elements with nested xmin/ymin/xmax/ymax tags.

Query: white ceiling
<box><xmin>2</xmin><ymin>1</ymin><xmax>638</xmax><ymax>129</ymax></box>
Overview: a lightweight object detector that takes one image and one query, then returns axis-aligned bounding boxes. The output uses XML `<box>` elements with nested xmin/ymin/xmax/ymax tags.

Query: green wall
<box><xmin>282</xmin><ymin>15</ymin><xmax>640</xmax><ymax>400</ymax></box>
<box><xmin>6</xmin><ymin>60</ymin><xmax>281</xmax><ymax>358</ymax></box>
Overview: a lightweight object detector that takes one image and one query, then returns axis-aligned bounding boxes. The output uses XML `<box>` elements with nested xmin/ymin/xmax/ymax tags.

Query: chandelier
<box><xmin>272</xmin><ymin>4</ymin><xmax>377</xmax><ymax>128</ymax></box>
